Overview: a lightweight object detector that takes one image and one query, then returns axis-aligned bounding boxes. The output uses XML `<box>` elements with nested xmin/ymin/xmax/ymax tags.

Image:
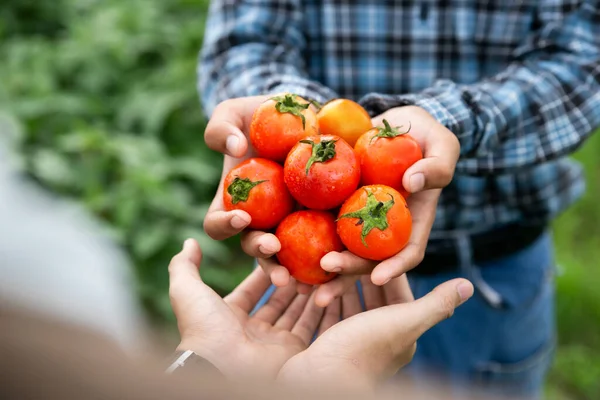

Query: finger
<box><xmin>317</xmin><ymin>297</ymin><xmax>341</xmax><ymax>336</ymax></box>
<box><xmin>383</xmin><ymin>274</ymin><xmax>415</xmax><ymax>305</ymax></box>
<box><xmin>168</xmin><ymin>239</ymin><xmax>203</xmax><ymax>288</ymax></box>
<box><xmin>274</xmin><ymin>292</ymin><xmax>311</xmax><ymax>331</ymax></box>
<box><xmin>257</xmin><ymin>257</ymin><xmax>292</xmax><ymax>287</ymax></box>
<box><xmin>359</xmin><ymin>275</ymin><xmax>385</xmax><ymax>310</ymax></box>
<box><xmin>403</xmin><ymin>157</ymin><xmax>457</xmax><ymax>193</ymax></box>
<box><xmin>402</xmin><ymin>131</ymin><xmax>459</xmax><ymax>193</ymax></box>
<box><xmin>342</xmin><ymin>282</ymin><xmax>363</xmax><ymax>319</ymax></box>
<box><xmin>203</xmin><ymin>155</ymin><xmax>256</xmax><ymax>240</ymax></box>
<box><xmin>252</xmin><ymin>281</ymin><xmax>298</xmax><ymax>324</ymax></box>
<box><xmin>320</xmin><ymin>250</ymin><xmax>376</xmax><ymax>275</ymax></box>
<box><xmin>371</xmin><ymin>190</ymin><xmax>440</xmax><ymax>285</ymax></box>
<box><xmin>348</xmin><ymin>279</ymin><xmax>473</xmax><ymax>362</ymax></box>
<box><xmin>295</xmin><ymin>281</ymin><xmax>314</xmax><ymax>295</ymax></box>
<box><xmin>292</xmin><ymin>292</ymin><xmax>327</xmax><ymax>345</ymax></box>
<box><xmin>314</xmin><ymin>275</ymin><xmax>358</xmax><ymax>308</ymax></box>
<box><xmin>223</xmin><ymin>267</ymin><xmax>272</xmax><ymax>313</ymax></box>
<box><xmin>204</xmin><ymin>100</ymin><xmax>249</xmax><ymax>157</ymax></box>
<box><xmin>204</xmin><ymin>209</ymin><xmax>251</xmax><ymax>240</ymax></box>
<box><xmin>241</xmin><ymin>231</ymin><xmax>281</xmax><ymax>258</ymax></box>
<box><xmin>393</xmin><ymin>279</ymin><xmax>473</xmax><ymax>344</ymax></box>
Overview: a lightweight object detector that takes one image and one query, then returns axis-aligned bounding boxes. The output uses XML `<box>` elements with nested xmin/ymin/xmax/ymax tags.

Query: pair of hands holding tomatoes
<box><xmin>204</xmin><ymin>95</ymin><xmax>460</xmax><ymax>306</ymax></box>
<box><xmin>170</xmin><ymin>238</ymin><xmax>473</xmax><ymax>387</ymax></box>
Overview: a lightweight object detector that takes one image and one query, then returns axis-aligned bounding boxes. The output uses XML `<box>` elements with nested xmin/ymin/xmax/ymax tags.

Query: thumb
<box><xmin>403</xmin><ymin>156</ymin><xmax>456</xmax><ymax>193</ymax></box>
<box><xmin>356</xmin><ymin>278</ymin><xmax>473</xmax><ymax>357</ymax></box>
<box><xmin>403</xmin><ymin>123</ymin><xmax>459</xmax><ymax>193</ymax></box>
<box><xmin>168</xmin><ymin>239</ymin><xmax>204</xmax><ymax>288</ymax></box>
<box><xmin>395</xmin><ymin>278</ymin><xmax>473</xmax><ymax>342</ymax></box>
<box><xmin>308</xmin><ymin>278</ymin><xmax>473</xmax><ymax>385</ymax></box>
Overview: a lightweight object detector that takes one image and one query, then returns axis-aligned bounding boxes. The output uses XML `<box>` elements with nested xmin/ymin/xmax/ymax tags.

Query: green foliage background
<box><xmin>0</xmin><ymin>1</ymin><xmax>597</xmax><ymax>398</ymax></box>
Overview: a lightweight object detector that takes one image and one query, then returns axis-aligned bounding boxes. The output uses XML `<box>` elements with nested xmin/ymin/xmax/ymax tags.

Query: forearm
<box><xmin>198</xmin><ymin>0</ymin><xmax>337</xmax><ymax>116</ymax></box>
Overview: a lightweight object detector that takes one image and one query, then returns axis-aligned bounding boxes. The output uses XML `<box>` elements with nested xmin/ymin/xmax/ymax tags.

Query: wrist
<box><xmin>165</xmin><ymin>348</ymin><xmax>223</xmax><ymax>377</ymax></box>
<box><xmin>176</xmin><ymin>339</ymin><xmax>232</xmax><ymax>377</ymax></box>
<box><xmin>389</xmin><ymin>105</ymin><xmax>434</xmax><ymax>120</ymax></box>
<box><xmin>278</xmin><ymin>352</ymin><xmax>375</xmax><ymax>392</ymax></box>
<box><xmin>361</xmin><ymin>92</ymin><xmax>455</xmax><ymax>130</ymax></box>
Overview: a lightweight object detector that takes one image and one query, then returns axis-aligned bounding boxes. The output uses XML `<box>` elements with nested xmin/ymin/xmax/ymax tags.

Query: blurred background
<box><xmin>0</xmin><ymin>1</ymin><xmax>598</xmax><ymax>398</ymax></box>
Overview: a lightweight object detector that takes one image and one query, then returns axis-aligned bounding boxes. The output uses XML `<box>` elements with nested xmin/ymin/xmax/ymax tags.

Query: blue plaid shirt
<box><xmin>198</xmin><ymin>0</ymin><xmax>600</xmax><ymax>234</ymax></box>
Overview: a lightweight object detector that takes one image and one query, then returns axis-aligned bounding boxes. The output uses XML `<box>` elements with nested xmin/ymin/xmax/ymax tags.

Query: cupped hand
<box><xmin>169</xmin><ymin>238</ymin><xmax>386</xmax><ymax>380</ymax></box>
<box><xmin>204</xmin><ymin>100</ymin><xmax>460</xmax><ymax>304</ymax></box>
<box><xmin>170</xmin><ymin>237</ymin><xmax>320</xmax><ymax>379</ymax></box>
<box><xmin>318</xmin><ymin>106</ymin><xmax>460</xmax><ymax>295</ymax></box>
<box><xmin>203</xmin><ymin>95</ymin><xmax>313</xmax><ymax>293</ymax></box>
<box><xmin>170</xmin><ymin>238</ymin><xmax>474</xmax><ymax>386</ymax></box>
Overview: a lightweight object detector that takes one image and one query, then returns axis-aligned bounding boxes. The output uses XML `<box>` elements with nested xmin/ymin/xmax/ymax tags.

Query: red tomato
<box><xmin>337</xmin><ymin>185</ymin><xmax>411</xmax><ymax>261</ymax></box>
<box><xmin>249</xmin><ymin>93</ymin><xmax>318</xmax><ymax>163</ymax></box>
<box><xmin>276</xmin><ymin>210</ymin><xmax>344</xmax><ymax>285</ymax></box>
<box><xmin>223</xmin><ymin>158</ymin><xmax>294</xmax><ymax>230</ymax></box>
<box><xmin>316</xmin><ymin>99</ymin><xmax>373</xmax><ymax>147</ymax></box>
<box><xmin>284</xmin><ymin>134</ymin><xmax>360</xmax><ymax>210</ymax></box>
<box><xmin>354</xmin><ymin>119</ymin><xmax>423</xmax><ymax>199</ymax></box>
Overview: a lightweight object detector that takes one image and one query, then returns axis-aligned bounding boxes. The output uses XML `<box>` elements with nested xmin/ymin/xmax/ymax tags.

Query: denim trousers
<box><xmin>252</xmin><ymin>231</ymin><xmax>556</xmax><ymax>399</ymax></box>
<box><xmin>402</xmin><ymin>231</ymin><xmax>556</xmax><ymax>399</ymax></box>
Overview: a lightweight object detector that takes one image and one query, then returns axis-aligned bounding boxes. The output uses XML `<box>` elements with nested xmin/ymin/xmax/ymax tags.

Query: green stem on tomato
<box><xmin>337</xmin><ymin>189</ymin><xmax>395</xmax><ymax>247</ymax></box>
<box><xmin>300</xmin><ymin>139</ymin><xmax>338</xmax><ymax>175</ymax></box>
<box><xmin>370</xmin><ymin>119</ymin><xmax>412</xmax><ymax>143</ymax></box>
<box><xmin>309</xmin><ymin>99</ymin><xmax>323</xmax><ymax>111</ymax></box>
<box><xmin>271</xmin><ymin>93</ymin><xmax>310</xmax><ymax>130</ymax></box>
<box><xmin>227</xmin><ymin>177</ymin><xmax>267</xmax><ymax>204</ymax></box>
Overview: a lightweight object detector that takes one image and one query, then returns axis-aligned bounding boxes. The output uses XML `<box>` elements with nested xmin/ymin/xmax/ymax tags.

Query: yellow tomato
<box><xmin>316</xmin><ymin>99</ymin><xmax>373</xmax><ymax>147</ymax></box>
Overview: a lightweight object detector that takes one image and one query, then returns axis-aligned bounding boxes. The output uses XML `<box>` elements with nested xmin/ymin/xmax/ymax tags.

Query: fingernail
<box><xmin>258</xmin><ymin>244</ymin><xmax>277</xmax><ymax>255</ymax></box>
<box><xmin>231</xmin><ymin>214</ymin><xmax>250</xmax><ymax>229</ymax></box>
<box><xmin>320</xmin><ymin>253</ymin><xmax>339</xmax><ymax>270</ymax></box>
<box><xmin>226</xmin><ymin>135</ymin><xmax>240</xmax><ymax>155</ymax></box>
<box><xmin>321</xmin><ymin>261</ymin><xmax>341</xmax><ymax>272</ymax></box>
<box><xmin>315</xmin><ymin>295</ymin><xmax>330</xmax><ymax>308</ymax></box>
<box><xmin>409</xmin><ymin>173</ymin><xmax>425</xmax><ymax>193</ymax></box>
<box><xmin>457</xmin><ymin>282</ymin><xmax>474</xmax><ymax>302</ymax></box>
<box><xmin>182</xmin><ymin>238</ymin><xmax>193</xmax><ymax>250</ymax></box>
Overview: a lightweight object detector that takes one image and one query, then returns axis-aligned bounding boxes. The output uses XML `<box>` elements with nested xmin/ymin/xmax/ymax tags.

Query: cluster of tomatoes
<box><xmin>223</xmin><ymin>93</ymin><xmax>423</xmax><ymax>285</ymax></box>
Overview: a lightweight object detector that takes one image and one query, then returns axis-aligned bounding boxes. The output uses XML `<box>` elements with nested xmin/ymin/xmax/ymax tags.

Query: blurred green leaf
<box><xmin>550</xmin><ymin>345</ymin><xmax>600</xmax><ymax>400</ymax></box>
<box><xmin>179</xmin><ymin>227</ymin><xmax>230</xmax><ymax>262</ymax></box>
<box><xmin>118</xmin><ymin>89</ymin><xmax>190</xmax><ymax>135</ymax></box>
<box><xmin>0</xmin><ymin>111</ymin><xmax>24</xmax><ymax>148</ymax></box>
<box><xmin>133</xmin><ymin>220</ymin><xmax>172</xmax><ymax>260</ymax></box>
<box><xmin>169</xmin><ymin>157</ymin><xmax>221</xmax><ymax>183</ymax></box>
<box><xmin>31</xmin><ymin>149</ymin><xmax>75</xmax><ymax>187</ymax></box>
<box><xmin>0</xmin><ymin>0</ymin><xmax>229</xmax><ymax>325</ymax></box>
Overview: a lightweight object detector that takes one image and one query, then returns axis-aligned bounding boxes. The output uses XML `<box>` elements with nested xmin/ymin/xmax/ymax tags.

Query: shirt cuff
<box><xmin>359</xmin><ymin>83</ymin><xmax>480</xmax><ymax>156</ymax></box>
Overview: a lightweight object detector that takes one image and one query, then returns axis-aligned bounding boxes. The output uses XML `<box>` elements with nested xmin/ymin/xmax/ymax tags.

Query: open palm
<box><xmin>169</xmin><ymin>239</ymin><xmax>473</xmax><ymax>386</ymax></box>
<box><xmin>170</xmin><ymin>239</ymin><xmax>340</xmax><ymax>379</ymax></box>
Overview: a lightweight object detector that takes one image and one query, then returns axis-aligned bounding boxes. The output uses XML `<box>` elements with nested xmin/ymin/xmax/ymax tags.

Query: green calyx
<box><xmin>338</xmin><ymin>189</ymin><xmax>395</xmax><ymax>247</ymax></box>
<box><xmin>370</xmin><ymin>119</ymin><xmax>411</xmax><ymax>143</ymax></box>
<box><xmin>271</xmin><ymin>93</ymin><xmax>310</xmax><ymax>130</ymax></box>
<box><xmin>309</xmin><ymin>99</ymin><xmax>323</xmax><ymax>111</ymax></box>
<box><xmin>300</xmin><ymin>139</ymin><xmax>338</xmax><ymax>175</ymax></box>
<box><xmin>227</xmin><ymin>177</ymin><xmax>267</xmax><ymax>204</ymax></box>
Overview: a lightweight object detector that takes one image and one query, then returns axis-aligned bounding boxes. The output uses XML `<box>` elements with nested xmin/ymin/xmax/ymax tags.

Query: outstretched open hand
<box><xmin>169</xmin><ymin>239</ymin><xmax>473</xmax><ymax>385</ymax></box>
<box><xmin>170</xmin><ymin>239</ymin><xmax>321</xmax><ymax>379</ymax></box>
<box><xmin>170</xmin><ymin>238</ymin><xmax>383</xmax><ymax>379</ymax></box>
